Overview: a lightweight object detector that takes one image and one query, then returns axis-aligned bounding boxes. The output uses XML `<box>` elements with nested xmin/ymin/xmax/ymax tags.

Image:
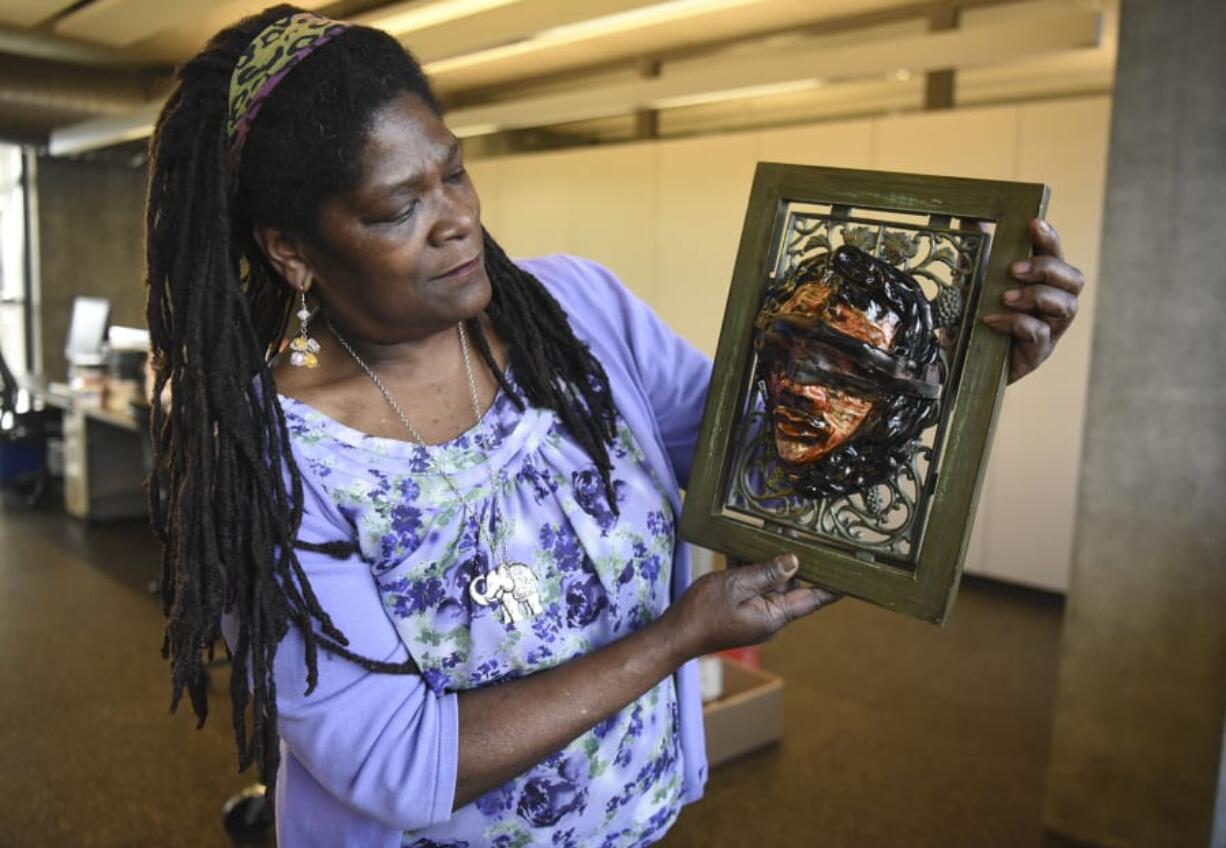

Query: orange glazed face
<box><xmin>762</xmin><ymin>277</ymin><xmax>901</xmax><ymax>466</ymax></box>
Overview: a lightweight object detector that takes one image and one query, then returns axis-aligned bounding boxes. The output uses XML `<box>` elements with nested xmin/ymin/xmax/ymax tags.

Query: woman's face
<box><xmin>301</xmin><ymin>92</ymin><xmax>489</xmax><ymax>344</ymax></box>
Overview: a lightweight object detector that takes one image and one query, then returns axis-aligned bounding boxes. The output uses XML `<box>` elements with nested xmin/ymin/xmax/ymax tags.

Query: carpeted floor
<box><xmin>0</xmin><ymin>494</ymin><xmax>1075</xmax><ymax>848</ymax></box>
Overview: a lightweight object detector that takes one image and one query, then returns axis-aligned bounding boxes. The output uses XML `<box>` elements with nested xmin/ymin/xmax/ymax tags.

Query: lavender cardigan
<box><xmin>263</xmin><ymin>254</ymin><xmax>713</xmax><ymax>846</ymax></box>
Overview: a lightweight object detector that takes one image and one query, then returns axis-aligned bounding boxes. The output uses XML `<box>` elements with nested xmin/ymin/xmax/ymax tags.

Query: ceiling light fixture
<box><xmin>362</xmin><ymin>0</ymin><xmax>524</xmax><ymax>36</ymax></box>
<box><xmin>424</xmin><ymin>0</ymin><xmax>763</xmax><ymax>75</ymax></box>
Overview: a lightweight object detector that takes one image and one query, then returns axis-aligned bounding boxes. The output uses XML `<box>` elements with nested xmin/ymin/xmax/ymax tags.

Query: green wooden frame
<box><xmin>679</xmin><ymin>163</ymin><xmax>1050</xmax><ymax>624</ymax></box>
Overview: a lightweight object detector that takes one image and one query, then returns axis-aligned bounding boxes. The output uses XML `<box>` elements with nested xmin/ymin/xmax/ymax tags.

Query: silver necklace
<box><xmin>326</xmin><ymin>316</ymin><xmax>542</xmax><ymax>625</ymax></box>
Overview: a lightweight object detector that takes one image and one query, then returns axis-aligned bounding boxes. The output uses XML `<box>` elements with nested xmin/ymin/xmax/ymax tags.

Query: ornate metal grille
<box><xmin>720</xmin><ymin>208</ymin><xmax>989</xmax><ymax>567</ymax></box>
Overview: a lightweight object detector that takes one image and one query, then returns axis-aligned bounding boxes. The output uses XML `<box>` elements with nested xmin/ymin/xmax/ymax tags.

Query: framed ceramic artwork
<box><xmin>679</xmin><ymin>163</ymin><xmax>1050</xmax><ymax>623</ymax></box>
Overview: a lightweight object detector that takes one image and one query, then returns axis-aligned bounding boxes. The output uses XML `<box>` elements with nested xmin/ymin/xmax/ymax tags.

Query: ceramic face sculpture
<box><xmin>753</xmin><ymin>244</ymin><xmax>944</xmax><ymax>498</ymax></box>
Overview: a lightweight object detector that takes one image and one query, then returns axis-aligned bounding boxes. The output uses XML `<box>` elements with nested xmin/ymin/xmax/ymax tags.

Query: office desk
<box><xmin>22</xmin><ymin>379</ymin><xmax>148</xmax><ymax>521</ymax></box>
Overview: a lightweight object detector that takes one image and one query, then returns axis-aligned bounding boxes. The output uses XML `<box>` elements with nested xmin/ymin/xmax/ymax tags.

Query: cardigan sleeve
<box><xmin>239</xmin><ymin>452</ymin><xmax>460</xmax><ymax>832</ymax></box>
<box><xmin>533</xmin><ymin>255</ymin><xmax>714</xmax><ymax>490</ymax></box>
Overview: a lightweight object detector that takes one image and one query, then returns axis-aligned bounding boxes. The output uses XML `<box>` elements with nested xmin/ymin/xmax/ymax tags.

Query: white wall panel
<box><xmin>466</xmin><ymin>157</ymin><xmax>503</xmax><ymax>238</ymax></box>
<box><xmin>489</xmin><ymin>150</ymin><xmax>578</xmax><ymax>260</ymax></box>
<box><xmin>873</xmin><ymin>103</ymin><xmax>1019</xmax><ymax>180</ymax></box>
<box><xmin>563</xmin><ymin>142</ymin><xmax>660</xmax><ymax>305</ymax></box>
<box><xmin>756</xmin><ymin>118</ymin><xmax>875</xmax><ymax>170</ymax></box>
<box><xmin>654</xmin><ymin>132</ymin><xmax>760</xmax><ymax>356</ymax></box>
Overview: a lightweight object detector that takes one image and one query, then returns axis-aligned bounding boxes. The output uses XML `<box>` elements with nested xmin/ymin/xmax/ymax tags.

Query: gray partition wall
<box><xmin>36</xmin><ymin>155</ymin><xmax>146</xmax><ymax>382</ymax></box>
<box><xmin>1042</xmin><ymin>1</ymin><xmax>1226</xmax><ymax>846</ymax></box>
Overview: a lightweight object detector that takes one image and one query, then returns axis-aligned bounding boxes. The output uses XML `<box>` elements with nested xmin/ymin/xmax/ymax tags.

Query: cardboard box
<box><xmin>701</xmin><ymin>658</ymin><xmax>784</xmax><ymax>767</ymax></box>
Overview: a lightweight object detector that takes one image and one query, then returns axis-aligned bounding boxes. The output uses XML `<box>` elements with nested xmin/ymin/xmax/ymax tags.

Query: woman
<box><xmin>145</xmin><ymin>7</ymin><xmax>1084</xmax><ymax>847</ymax></box>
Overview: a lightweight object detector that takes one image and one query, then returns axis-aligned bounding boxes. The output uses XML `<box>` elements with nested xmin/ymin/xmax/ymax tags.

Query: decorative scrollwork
<box><xmin>818</xmin><ymin>444</ymin><xmax>931</xmax><ymax>552</ymax></box>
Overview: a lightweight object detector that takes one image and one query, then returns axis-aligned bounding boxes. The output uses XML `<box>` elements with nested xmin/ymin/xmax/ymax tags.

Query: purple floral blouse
<box><xmin>280</xmin><ymin>363</ymin><xmax>685</xmax><ymax>847</ymax></box>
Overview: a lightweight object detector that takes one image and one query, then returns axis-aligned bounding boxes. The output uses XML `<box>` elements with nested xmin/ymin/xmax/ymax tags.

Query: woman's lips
<box><xmin>433</xmin><ymin>256</ymin><xmax>481</xmax><ymax>281</ymax></box>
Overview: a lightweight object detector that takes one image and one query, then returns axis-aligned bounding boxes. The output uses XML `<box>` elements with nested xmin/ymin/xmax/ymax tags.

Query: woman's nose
<box><xmin>429</xmin><ymin>189</ymin><xmax>478</xmax><ymax>245</ymax></box>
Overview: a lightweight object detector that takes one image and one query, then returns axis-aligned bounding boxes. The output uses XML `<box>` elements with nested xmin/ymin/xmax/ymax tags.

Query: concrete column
<box><xmin>1042</xmin><ymin>1</ymin><xmax>1226</xmax><ymax>846</ymax></box>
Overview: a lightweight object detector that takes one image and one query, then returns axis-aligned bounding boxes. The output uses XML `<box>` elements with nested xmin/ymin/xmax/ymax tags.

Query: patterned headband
<box><xmin>226</xmin><ymin>12</ymin><xmax>351</xmax><ymax>175</ymax></box>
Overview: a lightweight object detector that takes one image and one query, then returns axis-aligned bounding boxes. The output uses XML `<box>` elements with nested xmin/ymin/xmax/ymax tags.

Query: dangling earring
<box><xmin>289</xmin><ymin>289</ymin><xmax>320</xmax><ymax>368</ymax></box>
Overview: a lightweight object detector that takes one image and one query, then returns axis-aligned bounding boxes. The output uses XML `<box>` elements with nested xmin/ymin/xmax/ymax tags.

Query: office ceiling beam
<box><xmin>47</xmin><ymin>99</ymin><xmax>162</xmax><ymax>156</ymax></box>
<box><xmin>0</xmin><ymin>23</ymin><xmax>158</xmax><ymax>67</ymax></box>
<box><xmin>359</xmin><ymin>0</ymin><xmax>670</xmax><ymax>64</ymax></box>
<box><xmin>0</xmin><ymin>0</ymin><xmax>81</xmax><ymax>28</ymax></box>
<box><xmin>924</xmin><ymin>2</ymin><xmax>959</xmax><ymax>110</ymax></box>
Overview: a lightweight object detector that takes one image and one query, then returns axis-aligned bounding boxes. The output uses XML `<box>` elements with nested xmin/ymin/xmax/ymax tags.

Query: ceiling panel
<box><xmin>55</xmin><ymin>0</ymin><xmax>243</xmax><ymax>47</ymax></box>
<box><xmin>444</xmin><ymin>8</ymin><xmax>1102</xmax><ymax>134</ymax></box>
<box><xmin>42</xmin><ymin>0</ymin><xmax>918</xmax><ymax>73</ymax></box>
<box><xmin>31</xmin><ymin>0</ymin><xmax>1119</xmax><ymax>154</ymax></box>
<box><xmin>119</xmin><ymin>0</ymin><xmax>334</xmax><ymax>63</ymax></box>
<box><xmin>0</xmin><ymin>0</ymin><xmax>81</xmax><ymax>28</ymax></box>
<box><xmin>425</xmin><ymin>0</ymin><xmax>920</xmax><ymax>92</ymax></box>
<box><xmin>376</xmin><ymin>0</ymin><xmax>668</xmax><ymax>63</ymax></box>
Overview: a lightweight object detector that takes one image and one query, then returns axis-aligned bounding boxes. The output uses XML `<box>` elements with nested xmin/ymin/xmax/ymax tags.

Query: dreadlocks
<box><xmin>145</xmin><ymin>4</ymin><xmax>618</xmax><ymax>797</ymax></box>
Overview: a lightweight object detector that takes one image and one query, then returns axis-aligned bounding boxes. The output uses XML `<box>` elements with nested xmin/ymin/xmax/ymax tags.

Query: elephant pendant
<box><xmin>468</xmin><ymin>561</ymin><xmax>543</xmax><ymax>625</ymax></box>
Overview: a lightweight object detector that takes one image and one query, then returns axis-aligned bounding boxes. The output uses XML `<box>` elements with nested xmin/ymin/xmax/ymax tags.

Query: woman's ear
<box><xmin>252</xmin><ymin>225</ymin><xmax>313</xmax><ymax>292</ymax></box>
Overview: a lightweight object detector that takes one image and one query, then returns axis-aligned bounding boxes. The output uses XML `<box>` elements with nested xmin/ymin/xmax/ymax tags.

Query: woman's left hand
<box><xmin>981</xmin><ymin>218</ymin><xmax>1085</xmax><ymax>383</ymax></box>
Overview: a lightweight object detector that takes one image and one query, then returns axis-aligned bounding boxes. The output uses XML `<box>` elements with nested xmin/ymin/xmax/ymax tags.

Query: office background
<box><xmin>0</xmin><ymin>1</ymin><xmax>1221</xmax><ymax>846</ymax></box>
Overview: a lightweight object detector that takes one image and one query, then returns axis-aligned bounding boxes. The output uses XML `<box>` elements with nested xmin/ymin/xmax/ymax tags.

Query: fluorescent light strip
<box><xmin>425</xmin><ymin>0</ymin><xmax>763</xmax><ymax>75</ymax></box>
<box><xmin>364</xmin><ymin>0</ymin><xmax>523</xmax><ymax>36</ymax></box>
<box><xmin>535</xmin><ymin>0</ymin><xmax>762</xmax><ymax>43</ymax></box>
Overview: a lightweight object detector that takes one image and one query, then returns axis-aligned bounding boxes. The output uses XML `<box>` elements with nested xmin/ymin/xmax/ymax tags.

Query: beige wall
<box><xmin>469</xmin><ymin>94</ymin><xmax>1112</xmax><ymax>594</ymax></box>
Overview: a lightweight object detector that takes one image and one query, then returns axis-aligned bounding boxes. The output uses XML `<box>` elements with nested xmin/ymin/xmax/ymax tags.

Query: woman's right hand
<box><xmin>663</xmin><ymin>554</ymin><xmax>840</xmax><ymax>661</ymax></box>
